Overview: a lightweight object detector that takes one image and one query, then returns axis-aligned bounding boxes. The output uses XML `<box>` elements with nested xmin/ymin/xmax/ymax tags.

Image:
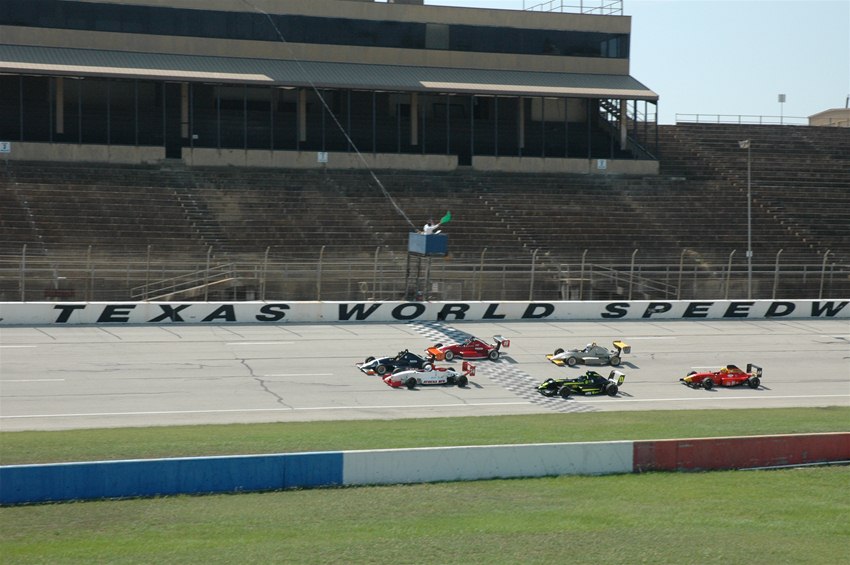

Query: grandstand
<box><xmin>1</xmin><ymin>1</ymin><xmax>848</xmax><ymax>301</ymax></box>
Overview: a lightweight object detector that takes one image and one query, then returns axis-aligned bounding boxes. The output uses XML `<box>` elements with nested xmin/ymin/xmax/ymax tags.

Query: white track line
<box><xmin>2</xmin><ymin>395</ymin><xmax>847</xmax><ymax>420</ymax></box>
<box><xmin>226</xmin><ymin>342</ymin><xmax>294</xmax><ymax>346</ymax></box>
<box><xmin>1</xmin><ymin>379</ymin><xmax>65</xmax><ymax>383</ymax></box>
<box><xmin>0</xmin><ymin>402</ymin><xmax>532</xmax><ymax>420</ymax></box>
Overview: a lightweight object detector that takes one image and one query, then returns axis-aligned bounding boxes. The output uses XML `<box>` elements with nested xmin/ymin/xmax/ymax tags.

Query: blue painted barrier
<box><xmin>0</xmin><ymin>452</ymin><xmax>343</xmax><ymax>505</ymax></box>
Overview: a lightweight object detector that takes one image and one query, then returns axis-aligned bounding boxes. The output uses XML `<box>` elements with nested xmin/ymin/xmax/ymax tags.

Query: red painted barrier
<box><xmin>633</xmin><ymin>432</ymin><xmax>850</xmax><ymax>472</ymax></box>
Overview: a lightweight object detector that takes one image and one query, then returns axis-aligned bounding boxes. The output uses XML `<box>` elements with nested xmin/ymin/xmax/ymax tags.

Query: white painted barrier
<box><xmin>342</xmin><ymin>442</ymin><xmax>634</xmax><ymax>486</ymax></box>
<box><xmin>0</xmin><ymin>299</ymin><xmax>847</xmax><ymax>325</ymax></box>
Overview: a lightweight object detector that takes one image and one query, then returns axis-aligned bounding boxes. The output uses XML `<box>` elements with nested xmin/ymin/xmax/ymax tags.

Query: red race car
<box><xmin>426</xmin><ymin>335</ymin><xmax>509</xmax><ymax>361</ymax></box>
<box><xmin>680</xmin><ymin>363</ymin><xmax>763</xmax><ymax>390</ymax></box>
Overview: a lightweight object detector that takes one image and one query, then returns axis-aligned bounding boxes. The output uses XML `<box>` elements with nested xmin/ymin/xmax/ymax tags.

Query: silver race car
<box><xmin>546</xmin><ymin>340</ymin><xmax>630</xmax><ymax>367</ymax></box>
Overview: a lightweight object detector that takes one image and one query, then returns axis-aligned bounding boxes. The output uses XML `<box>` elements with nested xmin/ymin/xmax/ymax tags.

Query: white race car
<box><xmin>383</xmin><ymin>362</ymin><xmax>475</xmax><ymax>389</ymax></box>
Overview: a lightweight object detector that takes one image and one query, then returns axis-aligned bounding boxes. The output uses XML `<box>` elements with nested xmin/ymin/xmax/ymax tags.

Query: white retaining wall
<box><xmin>0</xmin><ymin>299</ymin><xmax>847</xmax><ymax>325</ymax></box>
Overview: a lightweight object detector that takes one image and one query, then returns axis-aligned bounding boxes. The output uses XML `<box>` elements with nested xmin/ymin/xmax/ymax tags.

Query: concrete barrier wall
<box><xmin>342</xmin><ymin>442</ymin><xmax>634</xmax><ymax>486</ymax></box>
<box><xmin>3</xmin><ymin>434</ymin><xmax>848</xmax><ymax>505</ymax></box>
<box><xmin>0</xmin><ymin>452</ymin><xmax>344</xmax><ymax>505</ymax></box>
<box><xmin>1</xmin><ymin>299</ymin><xmax>847</xmax><ymax>326</ymax></box>
<box><xmin>633</xmin><ymin>432</ymin><xmax>850</xmax><ymax>472</ymax></box>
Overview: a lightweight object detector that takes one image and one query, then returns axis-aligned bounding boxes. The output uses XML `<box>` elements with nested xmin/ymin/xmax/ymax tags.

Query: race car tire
<box><xmin>605</xmin><ymin>383</ymin><xmax>619</xmax><ymax>397</ymax></box>
<box><xmin>609</xmin><ymin>355</ymin><xmax>621</xmax><ymax>366</ymax></box>
<box><xmin>405</xmin><ymin>377</ymin><xmax>417</xmax><ymax>389</ymax></box>
<box><xmin>457</xmin><ymin>375</ymin><xmax>469</xmax><ymax>387</ymax></box>
<box><xmin>365</xmin><ymin>356</ymin><xmax>375</xmax><ymax>363</ymax></box>
<box><xmin>375</xmin><ymin>365</ymin><xmax>389</xmax><ymax>376</ymax></box>
<box><xmin>422</xmin><ymin>362</ymin><xmax>434</xmax><ymax>371</ymax></box>
<box><xmin>566</xmin><ymin>356</ymin><xmax>578</xmax><ymax>367</ymax></box>
<box><xmin>748</xmin><ymin>377</ymin><xmax>761</xmax><ymax>389</ymax></box>
<box><xmin>488</xmin><ymin>350</ymin><xmax>500</xmax><ymax>361</ymax></box>
<box><xmin>444</xmin><ymin>350</ymin><xmax>455</xmax><ymax>361</ymax></box>
<box><xmin>702</xmin><ymin>379</ymin><xmax>713</xmax><ymax>390</ymax></box>
<box><xmin>559</xmin><ymin>387</ymin><xmax>571</xmax><ymax>399</ymax></box>
<box><xmin>554</xmin><ymin>348</ymin><xmax>564</xmax><ymax>356</ymax></box>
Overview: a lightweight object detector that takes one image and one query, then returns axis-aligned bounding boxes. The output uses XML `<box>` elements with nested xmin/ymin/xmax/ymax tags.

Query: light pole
<box><xmin>738</xmin><ymin>139</ymin><xmax>752</xmax><ymax>298</ymax></box>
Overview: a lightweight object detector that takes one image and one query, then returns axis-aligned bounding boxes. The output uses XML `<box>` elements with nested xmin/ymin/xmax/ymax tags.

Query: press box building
<box><xmin>0</xmin><ymin>0</ymin><xmax>659</xmax><ymax>174</ymax></box>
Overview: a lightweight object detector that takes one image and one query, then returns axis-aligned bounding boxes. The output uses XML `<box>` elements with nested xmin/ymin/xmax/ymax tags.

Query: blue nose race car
<box><xmin>356</xmin><ymin>349</ymin><xmax>436</xmax><ymax>376</ymax></box>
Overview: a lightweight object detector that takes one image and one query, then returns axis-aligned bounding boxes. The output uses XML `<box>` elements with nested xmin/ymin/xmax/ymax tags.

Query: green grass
<box><xmin>2</xmin><ymin>407</ymin><xmax>848</xmax><ymax>563</ymax></box>
<box><xmin>2</xmin><ymin>466</ymin><xmax>848</xmax><ymax>564</ymax></box>
<box><xmin>2</xmin><ymin>406</ymin><xmax>847</xmax><ymax>465</ymax></box>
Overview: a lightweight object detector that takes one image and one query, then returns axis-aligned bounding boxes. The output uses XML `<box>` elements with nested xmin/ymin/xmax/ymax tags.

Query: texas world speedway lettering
<box><xmin>0</xmin><ymin>300</ymin><xmax>847</xmax><ymax>325</ymax></box>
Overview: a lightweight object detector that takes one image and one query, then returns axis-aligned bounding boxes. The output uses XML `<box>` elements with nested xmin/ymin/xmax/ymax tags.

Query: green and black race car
<box><xmin>537</xmin><ymin>369</ymin><xmax>625</xmax><ymax>399</ymax></box>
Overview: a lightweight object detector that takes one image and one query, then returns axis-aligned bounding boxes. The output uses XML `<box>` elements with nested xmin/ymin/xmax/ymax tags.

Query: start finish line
<box><xmin>0</xmin><ymin>300</ymin><xmax>847</xmax><ymax>325</ymax></box>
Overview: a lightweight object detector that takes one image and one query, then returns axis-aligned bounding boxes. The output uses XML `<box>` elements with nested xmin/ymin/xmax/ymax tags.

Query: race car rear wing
<box><xmin>613</xmin><ymin>340</ymin><xmax>631</xmax><ymax>354</ymax></box>
<box><xmin>462</xmin><ymin>361</ymin><xmax>476</xmax><ymax>377</ymax></box>
<box><xmin>608</xmin><ymin>370</ymin><xmax>626</xmax><ymax>386</ymax></box>
<box><xmin>493</xmin><ymin>335</ymin><xmax>510</xmax><ymax>350</ymax></box>
<box><xmin>746</xmin><ymin>363</ymin><xmax>763</xmax><ymax>377</ymax></box>
<box><xmin>425</xmin><ymin>347</ymin><xmax>445</xmax><ymax>361</ymax></box>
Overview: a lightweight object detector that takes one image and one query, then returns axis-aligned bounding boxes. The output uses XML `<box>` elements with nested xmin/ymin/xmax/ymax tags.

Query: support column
<box><xmin>181</xmin><ymin>83</ymin><xmax>189</xmax><ymax>139</ymax></box>
<box><xmin>518</xmin><ymin>97</ymin><xmax>525</xmax><ymax>151</ymax></box>
<box><xmin>410</xmin><ymin>92</ymin><xmax>418</xmax><ymax>146</ymax></box>
<box><xmin>55</xmin><ymin>77</ymin><xmax>64</xmax><ymax>134</ymax></box>
<box><xmin>298</xmin><ymin>88</ymin><xmax>307</xmax><ymax>143</ymax></box>
<box><xmin>619</xmin><ymin>99</ymin><xmax>627</xmax><ymax>150</ymax></box>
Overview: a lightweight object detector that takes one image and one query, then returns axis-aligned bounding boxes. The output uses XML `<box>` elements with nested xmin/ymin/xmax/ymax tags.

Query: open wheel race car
<box><xmin>356</xmin><ymin>349</ymin><xmax>435</xmax><ymax>376</ymax></box>
<box><xmin>426</xmin><ymin>335</ymin><xmax>509</xmax><ymax>361</ymax></box>
<box><xmin>680</xmin><ymin>363</ymin><xmax>763</xmax><ymax>390</ymax></box>
<box><xmin>537</xmin><ymin>370</ymin><xmax>626</xmax><ymax>399</ymax></box>
<box><xmin>546</xmin><ymin>340</ymin><xmax>630</xmax><ymax>367</ymax></box>
<box><xmin>383</xmin><ymin>361</ymin><xmax>476</xmax><ymax>389</ymax></box>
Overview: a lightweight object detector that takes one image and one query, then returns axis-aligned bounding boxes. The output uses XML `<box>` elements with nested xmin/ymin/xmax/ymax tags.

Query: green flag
<box><xmin>440</xmin><ymin>211</ymin><xmax>452</xmax><ymax>224</ymax></box>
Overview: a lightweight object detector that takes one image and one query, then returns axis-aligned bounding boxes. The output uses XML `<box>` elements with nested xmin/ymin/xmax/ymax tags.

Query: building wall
<box><xmin>808</xmin><ymin>109</ymin><xmax>850</xmax><ymax>127</ymax></box>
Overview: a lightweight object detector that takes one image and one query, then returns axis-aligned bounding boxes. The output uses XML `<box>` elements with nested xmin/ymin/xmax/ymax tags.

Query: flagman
<box><xmin>423</xmin><ymin>218</ymin><xmax>441</xmax><ymax>234</ymax></box>
<box><xmin>423</xmin><ymin>211</ymin><xmax>452</xmax><ymax>234</ymax></box>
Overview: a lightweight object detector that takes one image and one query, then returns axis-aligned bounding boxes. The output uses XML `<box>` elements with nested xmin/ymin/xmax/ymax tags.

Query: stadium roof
<box><xmin>0</xmin><ymin>45</ymin><xmax>658</xmax><ymax>101</ymax></box>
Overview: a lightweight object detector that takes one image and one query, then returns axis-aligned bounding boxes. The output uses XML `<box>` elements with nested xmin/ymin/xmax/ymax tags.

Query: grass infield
<box><xmin>1</xmin><ymin>406</ymin><xmax>847</xmax><ymax>465</ymax></box>
<box><xmin>1</xmin><ymin>407</ymin><xmax>848</xmax><ymax>564</ymax></box>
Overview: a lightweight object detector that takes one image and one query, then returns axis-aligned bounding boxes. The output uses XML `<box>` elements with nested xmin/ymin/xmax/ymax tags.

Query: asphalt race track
<box><xmin>1</xmin><ymin>319</ymin><xmax>848</xmax><ymax>431</ymax></box>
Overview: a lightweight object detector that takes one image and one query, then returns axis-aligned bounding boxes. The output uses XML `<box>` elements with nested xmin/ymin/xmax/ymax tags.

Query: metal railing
<box><xmin>523</xmin><ymin>0</ymin><xmax>623</xmax><ymax>15</ymax></box>
<box><xmin>1</xmin><ymin>246</ymin><xmax>846</xmax><ymax>303</ymax></box>
<box><xmin>130</xmin><ymin>264</ymin><xmax>237</xmax><ymax>301</ymax></box>
<box><xmin>676</xmin><ymin>114</ymin><xmax>810</xmax><ymax>126</ymax></box>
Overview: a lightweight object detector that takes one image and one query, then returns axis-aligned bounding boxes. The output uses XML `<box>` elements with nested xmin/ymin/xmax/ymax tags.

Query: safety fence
<box><xmin>1</xmin><ymin>247</ymin><xmax>847</xmax><ymax>303</ymax></box>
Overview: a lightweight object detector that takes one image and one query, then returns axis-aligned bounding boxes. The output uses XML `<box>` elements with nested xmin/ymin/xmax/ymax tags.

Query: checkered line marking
<box><xmin>408</xmin><ymin>322</ymin><xmax>597</xmax><ymax>414</ymax></box>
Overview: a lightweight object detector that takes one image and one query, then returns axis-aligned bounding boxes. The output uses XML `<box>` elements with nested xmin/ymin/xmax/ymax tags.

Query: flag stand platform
<box><xmin>405</xmin><ymin>233</ymin><xmax>448</xmax><ymax>301</ymax></box>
